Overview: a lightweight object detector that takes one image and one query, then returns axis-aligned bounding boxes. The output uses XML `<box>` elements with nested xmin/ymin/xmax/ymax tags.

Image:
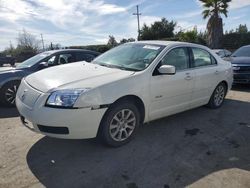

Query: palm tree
<box><xmin>199</xmin><ymin>0</ymin><xmax>231</xmax><ymax>49</ymax></box>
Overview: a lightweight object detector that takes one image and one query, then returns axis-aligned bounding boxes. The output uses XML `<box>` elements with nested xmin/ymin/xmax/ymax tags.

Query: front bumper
<box><xmin>16</xmin><ymin>90</ymin><xmax>107</xmax><ymax>139</ymax></box>
<box><xmin>233</xmin><ymin>73</ymin><xmax>250</xmax><ymax>84</ymax></box>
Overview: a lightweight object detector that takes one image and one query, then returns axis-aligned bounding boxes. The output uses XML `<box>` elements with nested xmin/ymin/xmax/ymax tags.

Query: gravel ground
<box><xmin>0</xmin><ymin>85</ymin><xmax>250</xmax><ymax>188</ymax></box>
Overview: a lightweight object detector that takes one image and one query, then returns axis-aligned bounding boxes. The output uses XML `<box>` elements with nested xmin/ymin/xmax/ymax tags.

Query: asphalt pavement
<box><xmin>0</xmin><ymin>85</ymin><xmax>250</xmax><ymax>188</ymax></box>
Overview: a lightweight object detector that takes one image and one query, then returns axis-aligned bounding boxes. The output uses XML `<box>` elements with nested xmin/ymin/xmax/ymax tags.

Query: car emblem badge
<box><xmin>21</xmin><ymin>89</ymin><xmax>28</xmax><ymax>101</ymax></box>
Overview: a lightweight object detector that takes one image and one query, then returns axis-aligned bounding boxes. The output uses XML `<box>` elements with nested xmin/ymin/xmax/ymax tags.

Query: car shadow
<box><xmin>26</xmin><ymin>98</ymin><xmax>250</xmax><ymax>188</ymax></box>
<box><xmin>0</xmin><ymin>107</ymin><xmax>19</xmax><ymax>118</ymax></box>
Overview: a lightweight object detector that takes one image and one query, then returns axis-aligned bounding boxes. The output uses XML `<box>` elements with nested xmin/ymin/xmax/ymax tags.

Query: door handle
<box><xmin>185</xmin><ymin>72</ymin><xmax>192</xmax><ymax>80</ymax></box>
<box><xmin>215</xmin><ymin>70</ymin><xmax>219</xmax><ymax>75</ymax></box>
<box><xmin>185</xmin><ymin>75</ymin><xmax>192</xmax><ymax>80</ymax></box>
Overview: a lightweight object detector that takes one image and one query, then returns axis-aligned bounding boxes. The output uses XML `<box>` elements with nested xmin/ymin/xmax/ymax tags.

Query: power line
<box><xmin>133</xmin><ymin>5</ymin><xmax>142</xmax><ymax>40</ymax></box>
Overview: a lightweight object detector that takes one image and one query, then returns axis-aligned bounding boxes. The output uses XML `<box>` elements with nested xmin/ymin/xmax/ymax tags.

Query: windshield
<box><xmin>16</xmin><ymin>52</ymin><xmax>53</xmax><ymax>68</ymax></box>
<box><xmin>232</xmin><ymin>46</ymin><xmax>250</xmax><ymax>57</ymax></box>
<box><xmin>92</xmin><ymin>43</ymin><xmax>165</xmax><ymax>71</ymax></box>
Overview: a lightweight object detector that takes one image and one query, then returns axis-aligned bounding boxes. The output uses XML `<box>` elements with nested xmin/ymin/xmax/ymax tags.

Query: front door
<box><xmin>149</xmin><ymin>47</ymin><xmax>195</xmax><ymax>121</ymax></box>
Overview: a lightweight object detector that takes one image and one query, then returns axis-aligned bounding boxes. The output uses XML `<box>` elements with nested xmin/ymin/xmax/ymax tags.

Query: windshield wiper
<box><xmin>93</xmin><ymin>62</ymin><xmax>139</xmax><ymax>71</ymax></box>
<box><xmin>117</xmin><ymin>66</ymin><xmax>140</xmax><ymax>71</ymax></box>
<box><xmin>98</xmin><ymin>63</ymin><xmax>119</xmax><ymax>69</ymax></box>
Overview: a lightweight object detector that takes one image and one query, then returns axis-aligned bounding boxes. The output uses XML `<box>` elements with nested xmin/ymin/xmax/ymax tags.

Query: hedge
<box><xmin>221</xmin><ymin>33</ymin><xmax>250</xmax><ymax>50</ymax></box>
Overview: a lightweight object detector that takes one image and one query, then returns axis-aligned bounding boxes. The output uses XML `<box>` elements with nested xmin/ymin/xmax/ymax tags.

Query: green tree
<box><xmin>177</xmin><ymin>27</ymin><xmax>207</xmax><ymax>45</ymax></box>
<box><xmin>199</xmin><ymin>0</ymin><xmax>232</xmax><ymax>49</ymax></box>
<box><xmin>119</xmin><ymin>38</ymin><xmax>136</xmax><ymax>44</ymax></box>
<box><xmin>236</xmin><ymin>24</ymin><xmax>248</xmax><ymax>33</ymax></box>
<box><xmin>107</xmin><ymin>35</ymin><xmax>118</xmax><ymax>47</ymax></box>
<box><xmin>140</xmin><ymin>18</ymin><xmax>176</xmax><ymax>40</ymax></box>
<box><xmin>140</xmin><ymin>24</ymin><xmax>152</xmax><ymax>40</ymax></box>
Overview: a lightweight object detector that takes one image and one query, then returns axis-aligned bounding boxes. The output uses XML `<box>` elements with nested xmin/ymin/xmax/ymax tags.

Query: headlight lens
<box><xmin>46</xmin><ymin>89</ymin><xmax>90</xmax><ymax>108</ymax></box>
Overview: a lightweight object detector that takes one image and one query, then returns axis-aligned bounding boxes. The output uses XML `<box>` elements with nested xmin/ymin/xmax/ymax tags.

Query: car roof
<box><xmin>134</xmin><ymin>40</ymin><xmax>190</xmax><ymax>46</ymax></box>
<box><xmin>241</xmin><ymin>45</ymin><xmax>250</xmax><ymax>48</ymax></box>
<box><xmin>45</xmin><ymin>49</ymin><xmax>100</xmax><ymax>55</ymax></box>
<box><xmin>131</xmin><ymin>40</ymin><xmax>210</xmax><ymax>49</ymax></box>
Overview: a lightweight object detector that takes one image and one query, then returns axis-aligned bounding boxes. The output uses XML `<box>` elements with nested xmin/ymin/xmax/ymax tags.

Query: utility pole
<box><xmin>40</xmin><ymin>33</ymin><xmax>45</xmax><ymax>51</ymax></box>
<box><xmin>133</xmin><ymin>5</ymin><xmax>141</xmax><ymax>40</ymax></box>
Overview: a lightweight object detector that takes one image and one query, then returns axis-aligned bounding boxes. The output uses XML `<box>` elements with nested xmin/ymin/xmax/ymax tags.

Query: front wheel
<box><xmin>98</xmin><ymin>101</ymin><xmax>140</xmax><ymax>147</ymax></box>
<box><xmin>207</xmin><ymin>83</ymin><xmax>227</xmax><ymax>109</ymax></box>
<box><xmin>0</xmin><ymin>81</ymin><xmax>20</xmax><ymax>107</ymax></box>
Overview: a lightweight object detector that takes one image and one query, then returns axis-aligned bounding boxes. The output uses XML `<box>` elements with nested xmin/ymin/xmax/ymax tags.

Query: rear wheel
<box><xmin>98</xmin><ymin>100</ymin><xmax>140</xmax><ymax>147</ymax></box>
<box><xmin>0</xmin><ymin>81</ymin><xmax>20</xmax><ymax>107</ymax></box>
<box><xmin>207</xmin><ymin>82</ymin><xmax>227</xmax><ymax>109</ymax></box>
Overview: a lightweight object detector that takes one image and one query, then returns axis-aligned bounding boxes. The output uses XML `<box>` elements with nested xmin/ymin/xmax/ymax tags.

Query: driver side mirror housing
<box><xmin>38</xmin><ymin>62</ymin><xmax>48</xmax><ymax>69</ymax></box>
<box><xmin>158</xmin><ymin>65</ymin><xmax>176</xmax><ymax>75</ymax></box>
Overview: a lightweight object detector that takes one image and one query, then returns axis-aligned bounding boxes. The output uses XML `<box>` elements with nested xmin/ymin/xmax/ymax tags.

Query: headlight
<box><xmin>46</xmin><ymin>89</ymin><xmax>90</xmax><ymax>108</ymax></box>
<box><xmin>232</xmin><ymin>66</ymin><xmax>240</xmax><ymax>71</ymax></box>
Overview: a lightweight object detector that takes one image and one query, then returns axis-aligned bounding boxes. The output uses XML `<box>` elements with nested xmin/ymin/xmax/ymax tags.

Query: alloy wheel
<box><xmin>109</xmin><ymin>109</ymin><xmax>136</xmax><ymax>142</ymax></box>
<box><xmin>5</xmin><ymin>84</ymin><xmax>18</xmax><ymax>105</ymax></box>
<box><xmin>214</xmin><ymin>85</ymin><xmax>225</xmax><ymax>107</ymax></box>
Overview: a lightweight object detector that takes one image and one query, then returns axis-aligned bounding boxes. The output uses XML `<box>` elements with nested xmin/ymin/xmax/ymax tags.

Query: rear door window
<box><xmin>191</xmin><ymin>48</ymin><xmax>217</xmax><ymax>67</ymax></box>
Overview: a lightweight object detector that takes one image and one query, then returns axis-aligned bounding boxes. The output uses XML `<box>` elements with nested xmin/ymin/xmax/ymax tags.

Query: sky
<box><xmin>0</xmin><ymin>0</ymin><xmax>250</xmax><ymax>50</ymax></box>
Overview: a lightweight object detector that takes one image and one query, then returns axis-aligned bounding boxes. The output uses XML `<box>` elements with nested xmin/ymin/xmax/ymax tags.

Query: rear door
<box><xmin>190</xmin><ymin>47</ymin><xmax>220</xmax><ymax>107</ymax></box>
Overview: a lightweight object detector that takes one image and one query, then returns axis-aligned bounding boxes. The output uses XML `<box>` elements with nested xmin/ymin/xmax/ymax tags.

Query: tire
<box><xmin>207</xmin><ymin>82</ymin><xmax>227</xmax><ymax>109</ymax></box>
<box><xmin>0</xmin><ymin>81</ymin><xmax>20</xmax><ymax>107</ymax></box>
<box><xmin>98</xmin><ymin>100</ymin><xmax>140</xmax><ymax>147</ymax></box>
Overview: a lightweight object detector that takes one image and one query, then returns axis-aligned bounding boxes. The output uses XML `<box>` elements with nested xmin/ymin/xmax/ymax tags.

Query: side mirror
<box><xmin>38</xmin><ymin>62</ymin><xmax>48</xmax><ymax>69</ymax></box>
<box><xmin>158</xmin><ymin>65</ymin><xmax>176</xmax><ymax>75</ymax></box>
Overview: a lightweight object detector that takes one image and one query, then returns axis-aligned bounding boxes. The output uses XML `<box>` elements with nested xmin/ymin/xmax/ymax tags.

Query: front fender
<box><xmin>74</xmin><ymin>73</ymin><xmax>150</xmax><ymax>121</ymax></box>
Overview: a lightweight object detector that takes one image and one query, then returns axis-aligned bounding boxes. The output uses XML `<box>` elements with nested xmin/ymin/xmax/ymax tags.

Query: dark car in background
<box><xmin>0</xmin><ymin>54</ymin><xmax>16</xmax><ymax>67</ymax></box>
<box><xmin>0</xmin><ymin>49</ymin><xmax>100</xmax><ymax>107</ymax></box>
<box><xmin>229</xmin><ymin>45</ymin><xmax>250</xmax><ymax>84</ymax></box>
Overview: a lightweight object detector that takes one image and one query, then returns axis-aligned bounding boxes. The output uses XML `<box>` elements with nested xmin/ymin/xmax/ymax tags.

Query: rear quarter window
<box><xmin>75</xmin><ymin>52</ymin><xmax>97</xmax><ymax>62</ymax></box>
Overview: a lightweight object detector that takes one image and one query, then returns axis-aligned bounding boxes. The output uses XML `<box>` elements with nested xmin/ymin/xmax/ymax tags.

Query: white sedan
<box><xmin>16</xmin><ymin>41</ymin><xmax>233</xmax><ymax>147</ymax></box>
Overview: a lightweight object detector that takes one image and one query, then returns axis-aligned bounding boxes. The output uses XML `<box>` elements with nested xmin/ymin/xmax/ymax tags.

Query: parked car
<box><xmin>0</xmin><ymin>49</ymin><xmax>100</xmax><ymax>106</ymax></box>
<box><xmin>0</xmin><ymin>54</ymin><xmax>16</xmax><ymax>66</ymax></box>
<box><xmin>16</xmin><ymin>41</ymin><xmax>233</xmax><ymax>147</ymax></box>
<box><xmin>213</xmin><ymin>49</ymin><xmax>232</xmax><ymax>58</ymax></box>
<box><xmin>228</xmin><ymin>45</ymin><xmax>250</xmax><ymax>84</ymax></box>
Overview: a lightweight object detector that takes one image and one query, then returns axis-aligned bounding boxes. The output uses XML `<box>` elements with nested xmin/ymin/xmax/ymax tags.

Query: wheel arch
<box><xmin>99</xmin><ymin>94</ymin><xmax>146</xmax><ymax>130</ymax></box>
<box><xmin>111</xmin><ymin>95</ymin><xmax>145</xmax><ymax>124</ymax></box>
<box><xmin>220</xmin><ymin>80</ymin><xmax>229</xmax><ymax>93</ymax></box>
<box><xmin>0</xmin><ymin>79</ymin><xmax>21</xmax><ymax>91</ymax></box>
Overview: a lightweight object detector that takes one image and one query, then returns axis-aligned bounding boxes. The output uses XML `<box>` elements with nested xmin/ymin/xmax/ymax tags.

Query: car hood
<box><xmin>230</xmin><ymin>57</ymin><xmax>250</xmax><ymax>65</ymax></box>
<box><xmin>0</xmin><ymin>67</ymin><xmax>15</xmax><ymax>73</ymax></box>
<box><xmin>0</xmin><ymin>66</ymin><xmax>27</xmax><ymax>74</ymax></box>
<box><xmin>25</xmin><ymin>62</ymin><xmax>135</xmax><ymax>93</ymax></box>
